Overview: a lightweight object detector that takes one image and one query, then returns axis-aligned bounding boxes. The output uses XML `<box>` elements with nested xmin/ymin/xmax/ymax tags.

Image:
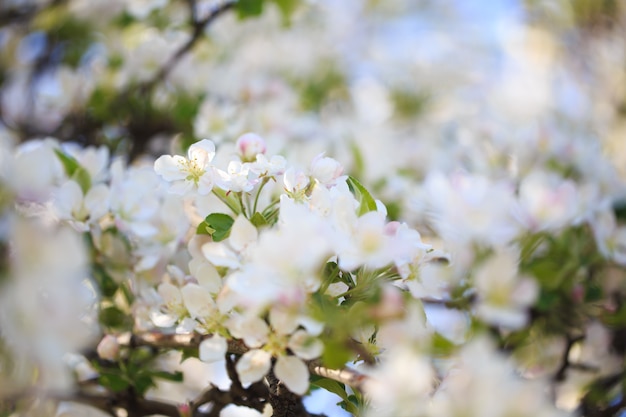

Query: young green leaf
<box><xmin>54</xmin><ymin>149</ymin><xmax>92</xmax><ymax>194</ymax></box>
<box><xmin>311</xmin><ymin>377</ymin><xmax>349</xmax><ymax>402</ymax></box>
<box><xmin>99</xmin><ymin>371</ymin><xmax>129</xmax><ymax>392</ymax></box>
<box><xmin>250</xmin><ymin>211</ymin><xmax>268</xmax><ymax>227</ymax></box>
<box><xmin>346</xmin><ymin>176</ymin><xmax>377</xmax><ymax>216</ymax></box>
<box><xmin>151</xmin><ymin>371</ymin><xmax>184</xmax><ymax>382</ymax></box>
<box><xmin>270</xmin><ymin>0</ymin><xmax>300</xmax><ymax>24</ymax></box>
<box><xmin>237</xmin><ymin>0</ymin><xmax>265</xmax><ymax>18</ymax></box>
<box><xmin>196</xmin><ymin>213</ymin><xmax>235</xmax><ymax>241</ymax></box>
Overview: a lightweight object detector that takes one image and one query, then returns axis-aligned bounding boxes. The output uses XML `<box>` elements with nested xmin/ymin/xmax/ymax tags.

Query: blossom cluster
<box><xmin>1</xmin><ymin>1</ymin><xmax>626</xmax><ymax>417</ymax></box>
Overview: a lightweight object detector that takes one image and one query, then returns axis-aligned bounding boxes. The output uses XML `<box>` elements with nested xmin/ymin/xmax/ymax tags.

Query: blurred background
<box><xmin>1</xmin><ymin>0</ymin><xmax>625</xmax><ymax>194</ymax></box>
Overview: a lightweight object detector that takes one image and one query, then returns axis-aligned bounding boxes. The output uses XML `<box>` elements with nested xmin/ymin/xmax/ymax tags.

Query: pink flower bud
<box><xmin>384</xmin><ymin>221</ymin><xmax>401</xmax><ymax>236</ymax></box>
<box><xmin>97</xmin><ymin>334</ymin><xmax>120</xmax><ymax>361</ymax></box>
<box><xmin>178</xmin><ymin>404</ymin><xmax>192</xmax><ymax>417</ymax></box>
<box><xmin>236</xmin><ymin>133</ymin><xmax>266</xmax><ymax>162</ymax></box>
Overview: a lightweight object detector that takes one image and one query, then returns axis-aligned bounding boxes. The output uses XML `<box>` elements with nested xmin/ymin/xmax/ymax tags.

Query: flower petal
<box><xmin>274</xmin><ymin>355</ymin><xmax>309</xmax><ymax>395</ymax></box>
<box><xmin>288</xmin><ymin>330</ymin><xmax>323</xmax><ymax>360</ymax></box>
<box><xmin>199</xmin><ymin>335</ymin><xmax>227</xmax><ymax>363</ymax></box>
<box><xmin>181</xmin><ymin>283</ymin><xmax>216</xmax><ymax>318</ymax></box>
<box><xmin>189</xmin><ymin>258</ymin><xmax>222</xmax><ymax>294</ymax></box>
<box><xmin>154</xmin><ymin>155</ymin><xmax>187</xmax><ymax>181</ymax></box>
<box><xmin>230</xmin><ymin>215</ymin><xmax>258</xmax><ymax>253</ymax></box>
<box><xmin>236</xmin><ymin>349</ymin><xmax>272</xmax><ymax>386</ymax></box>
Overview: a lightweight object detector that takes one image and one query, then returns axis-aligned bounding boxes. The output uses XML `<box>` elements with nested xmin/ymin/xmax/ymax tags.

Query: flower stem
<box><xmin>212</xmin><ymin>188</ymin><xmax>240</xmax><ymax>215</ymax></box>
<box><xmin>252</xmin><ymin>177</ymin><xmax>270</xmax><ymax>215</ymax></box>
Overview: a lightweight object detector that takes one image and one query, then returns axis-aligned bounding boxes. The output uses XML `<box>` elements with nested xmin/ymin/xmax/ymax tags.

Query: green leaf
<box><xmin>196</xmin><ymin>213</ymin><xmax>235</xmax><ymax>241</ymax></box>
<box><xmin>99</xmin><ymin>306</ymin><xmax>131</xmax><ymax>330</ymax></box>
<box><xmin>322</xmin><ymin>339</ymin><xmax>352</xmax><ymax>370</ymax></box>
<box><xmin>250</xmin><ymin>211</ymin><xmax>268</xmax><ymax>227</ymax></box>
<box><xmin>151</xmin><ymin>371</ymin><xmax>184</xmax><ymax>382</ymax></box>
<box><xmin>341</xmin><ymin>395</ymin><xmax>362</xmax><ymax>415</ymax></box>
<box><xmin>536</xmin><ymin>290</ymin><xmax>560</xmax><ymax>312</ymax></box>
<box><xmin>346</xmin><ymin>176</ymin><xmax>377</xmax><ymax>216</ymax></box>
<box><xmin>585</xmin><ymin>284</ymin><xmax>603</xmax><ymax>303</ymax></box>
<box><xmin>311</xmin><ymin>378</ymin><xmax>349</xmax><ymax>402</ymax></box>
<box><xmin>270</xmin><ymin>0</ymin><xmax>299</xmax><ymax>24</ymax></box>
<box><xmin>349</xmin><ymin>142</ymin><xmax>365</xmax><ymax>180</ymax></box>
<box><xmin>54</xmin><ymin>149</ymin><xmax>92</xmax><ymax>194</ymax></box>
<box><xmin>93</xmin><ymin>265</ymin><xmax>119</xmax><ymax>298</ymax></box>
<box><xmin>431</xmin><ymin>332</ymin><xmax>456</xmax><ymax>356</ymax></box>
<box><xmin>99</xmin><ymin>371</ymin><xmax>129</xmax><ymax>392</ymax></box>
<box><xmin>133</xmin><ymin>371</ymin><xmax>156</xmax><ymax>396</ymax></box>
<box><xmin>237</xmin><ymin>0</ymin><xmax>265</xmax><ymax>18</ymax></box>
<box><xmin>180</xmin><ymin>347</ymin><xmax>200</xmax><ymax>363</ymax></box>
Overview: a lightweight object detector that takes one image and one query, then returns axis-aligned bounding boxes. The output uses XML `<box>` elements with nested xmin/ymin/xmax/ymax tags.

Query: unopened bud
<box><xmin>97</xmin><ymin>334</ymin><xmax>120</xmax><ymax>361</ymax></box>
<box><xmin>236</xmin><ymin>133</ymin><xmax>266</xmax><ymax>162</ymax></box>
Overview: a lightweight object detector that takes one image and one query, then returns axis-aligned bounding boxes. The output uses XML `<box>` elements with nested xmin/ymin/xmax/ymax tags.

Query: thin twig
<box><xmin>139</xmin><ymin>0</ymin><xmax>237</xmax><ymax>93</ymax></box>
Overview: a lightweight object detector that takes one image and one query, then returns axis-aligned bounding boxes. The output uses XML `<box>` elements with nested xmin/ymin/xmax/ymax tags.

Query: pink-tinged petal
<box><xmin>154</xmin><ymin>155</ymin><xmax>187</xmax><ymax>181</ymax></box>
<box><xmin>236</xmin><ymin>349</ymin><xmax>272</xmax><ymax>385</ymax></box>
<box><xmin>199</xmin><ymin>335</ymin><xmax>228</xmax><ymax>363</ymax></box>
<box><xmin>236</xmin><ymin>132</ymin><xmax>266</xmax><ymax>161</ymax></box>
<box><xmin>274</xmin><ymin>355</ymin><xmax>309</xmax><ymax>395</ymax></box>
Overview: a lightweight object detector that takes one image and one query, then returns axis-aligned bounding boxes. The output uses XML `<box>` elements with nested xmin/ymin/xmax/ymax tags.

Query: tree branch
<box><xmin>139</xmin><ymin>0</ymin><xmax>237</xmax><ymax>93</ymax></box>
<box><xmin>122</xmin><ymin>332</ymin><xmax>369</xmax><ymax>390</ymax></box>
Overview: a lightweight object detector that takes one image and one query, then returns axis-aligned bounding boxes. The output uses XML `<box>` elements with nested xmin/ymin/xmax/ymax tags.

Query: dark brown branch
<box><xmin>553</xmin><ymin>334</ymin><xmax>585</xmax><ymax>382</ymax></box>
<box><xmin>128</xmin><ymin>332</ymin><xmax>249</xmax><ymax>355</ymax></box>
<box><xmin>124</xmin><ymin>331</ymin><xmax>369</xmax><ymax>390</ymax></box>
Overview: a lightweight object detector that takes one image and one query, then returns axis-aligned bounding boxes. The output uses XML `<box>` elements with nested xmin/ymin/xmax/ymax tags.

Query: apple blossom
<box><xmin>154</xmin><ymin>139</ymin><xmax>218</xmax><ymax>196</ymax></box>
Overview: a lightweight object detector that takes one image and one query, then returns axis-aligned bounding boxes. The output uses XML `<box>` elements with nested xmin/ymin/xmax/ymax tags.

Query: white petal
<box><xmin>84</xmin><ymin>183</ymin><xmax>110</xmax><ymax>220</ymax></box>
<box><xmin>169</xmin><ymin>179</ymin><xmax>194</xmax><ymax>195</ymax></box>
<box><xmin>54</xmin><ymin>180</ymin><xmax>83</xmax><ymax>218</ymax></box>
<box><xmin>229</xmin><ymin>215</ymin><xmax>258</xmax><ymax>253</ymax></box>
<box><xmin>274</xmin><ymin>355</ymin><xmax>309</xmax><ymax>395</ymax></box>
<box><xmin>188</xmin><ymin>139</ymin><xmax>216</xmax><ymax>167</ymax></box>
<box><xmin>227</xmin><ymin>314</ymin><xmax>269</xmax><ymax>348</ymax></box>
<box><xmin>158</xmin><ymin>282</ymin><xmax>182</xmax><ymax>305</ymax></box>
<box><xmin>298</xmin><ymin>316</ymin><xmax>324</xmax><ymax>336</ymax></box>
<box><xmin>189</xmin><ymin>258</ymin><xmax>222</xmax><ymax>294</ymax></box>
<box><xmin>220</xmin><ymin>404</ymin><xmax>263</xmax><ymax>417</ymax></box>
<box><xmin>199</xmin><ymin>335</ymin><xmax>227</xmax><ymax>363</ymax></box>
<box><xmin>181</xmin><ymin>283</ymin><xmax>216</xmax><ymax>318</ymax></box>
<box><xmin>154</xmin><ymin>155</ymin><xmax>187</xmax><ymax>181</ymax></box>
<box><xmin>128</xmin><ymin>221</ymin><xmax>158</xmax><ymax>238</ymax></box>
<box><xmin>288</xmin><ymin>330</ymin><xmax>323</xmax><ymax>360</ymax></box>
<box><xmin>202</xmin><ymin>242</ymin><xmax>241</xmax><ymax>269</ymax></box>
<box><xmin>197</xmin><ymin>171</ymin><xmax>215</xmax><ymax>195</ymax></box>
<box><xmin>235</xmin><ymin>349</ymin><xmax>272</xmax><ymax>385</ymax></box>
<box><xmin>269</xmin><ymin>308</ymin><xmax>298</xmax><ymax>336</ymax></box>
